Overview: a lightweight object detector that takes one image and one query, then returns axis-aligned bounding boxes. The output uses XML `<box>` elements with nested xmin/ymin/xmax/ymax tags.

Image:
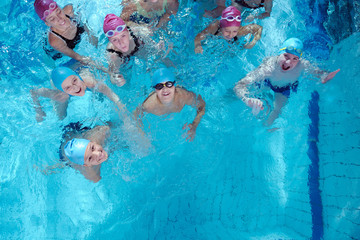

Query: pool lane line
<box><xmin>307</xmin><ymin>91</ymin><xmax>324</xmax><ymax>240</ymax></box>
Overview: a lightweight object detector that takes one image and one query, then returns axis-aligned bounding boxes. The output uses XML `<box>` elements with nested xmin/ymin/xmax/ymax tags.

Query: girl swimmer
<box><xmin>195</xmin><ymin>6</ymin><xmax>262</xmax><ymax>54</ymax></box>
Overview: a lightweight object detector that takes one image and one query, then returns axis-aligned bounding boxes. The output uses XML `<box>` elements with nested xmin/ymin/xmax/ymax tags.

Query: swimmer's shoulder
<box><xmin>63</xmin><ymin>4</ymin><xmax>75</xmax><ymax>17</ymax></box>
<box><xmin>175</xmin><ymin>87</ymin><xmax>196</xmax><ymax>103</ymax></box>
<box><xmin>142</xmin><ymin>91</ymin><xmax>157</xmax><ymax>111</ymax></box>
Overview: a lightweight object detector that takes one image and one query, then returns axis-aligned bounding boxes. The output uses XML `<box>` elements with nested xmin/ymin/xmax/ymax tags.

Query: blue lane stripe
<box><xmin>307</xmin><ymin>91</ymin><xmax>324</xmax><ymax>240</ymax></box>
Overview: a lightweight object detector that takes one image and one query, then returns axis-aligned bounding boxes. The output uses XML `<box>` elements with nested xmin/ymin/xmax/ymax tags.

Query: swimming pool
<box><xmin>0</xmin><ymin>0</ymin><xmax>359</xmax><ymax>239</ymax></box>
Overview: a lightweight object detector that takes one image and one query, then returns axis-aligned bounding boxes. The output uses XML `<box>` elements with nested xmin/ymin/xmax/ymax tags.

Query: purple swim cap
<box><xmin>103</xmin><ymin>14</ymin><xmax>126</xmax><ymax>38</ymax></box>
<box><xmin>34</xmin><ymin>0</ymin><xmax>58</xmax><ymax>21</ymax></box>
<box><xmin>220</xmin><ymin>6</ymin><xmax>241</xmax><ymax>28</ymax></box>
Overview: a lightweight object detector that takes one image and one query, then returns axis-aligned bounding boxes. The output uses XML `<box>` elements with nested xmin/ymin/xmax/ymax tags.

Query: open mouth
<box><xmin>74</xmin><ymin>88</ymin><xmax>82</xmax><ymax>94</ymax></box>
<box><xmin>162</xmin><ymin>92</ymin><xmax>170</xmax><ymax>97</ymax></box>
<box><xmin>281</xmin><ymin>64</ymin><xmax>290</xmax><ymax>71</ymax></box>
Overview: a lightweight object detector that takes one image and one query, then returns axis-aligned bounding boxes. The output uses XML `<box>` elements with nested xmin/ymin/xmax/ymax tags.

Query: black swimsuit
<box><xmin>234</xmin><ymin>0</ymin><xmax>265</xmax><ymax>9</ymax></box>
<box><xmin>44</xmin><ymin>15</ymin><xmax>85</xmax><ymax>60</ymax></box>
<box><xmin>106</xmin><ymin>27</ymin><xmax>143</xmax><ymax>63</ymax></box>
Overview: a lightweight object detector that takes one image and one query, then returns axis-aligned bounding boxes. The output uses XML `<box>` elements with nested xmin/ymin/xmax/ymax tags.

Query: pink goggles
<box><xmin>105</xmin><ymin>25</ymin><xmax>126</xmax><ymax>38</ymax></box>
<box><xmin>41</xmin><ymin>2</ymin><xmax>58</xmax><ymax>20</ymax></box>
<box><xmin>220</xmin><ymin>15</ymin><xmax>241</xmax><ymax>22</ymax></box>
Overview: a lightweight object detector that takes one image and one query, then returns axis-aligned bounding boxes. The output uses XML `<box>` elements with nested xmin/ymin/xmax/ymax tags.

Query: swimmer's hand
<box><xmin>110</xmin><ymin>73</ymin><xmax>126</xmax><ymax>87</ymax></box>
<box><xmin>80</xmin><ymin>56</ymin><xmax>94</xmax><ymax>65</ymax></box>
<box><xmin>35</xmin><ymin>109</ymin><xmax>47</xmax><ymax>122</ymax></box>
<box><xmin>243</xmin><ymin>41</ymin><xmax>256</xmax><ymax>49</ymax></box>
<box><xmin>322</xmin><ymin>69</ymin><xmax>340</xmax><ymax>84</ymax></box>
<box><xmin>195</xmin><ymin>45</ymin><xmax>203</xmax><ymax>54</ymax></box>
<box><xmin>245</xmin><ymin>98</ymin><xmax>264</xmax><ymax>115</ymax></box>
<box><xmin>183</xmin><ymin>123</ymin><xmax>196</xmax><ymax>142</ymax></box>
<box><xmin>244</xmin><ymin>14</ymin><xmax>255</xmax><ymax>23</ymax></box>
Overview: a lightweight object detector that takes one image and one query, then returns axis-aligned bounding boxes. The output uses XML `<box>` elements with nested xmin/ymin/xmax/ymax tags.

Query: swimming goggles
<box><xmin>279</xmin><ymin>46</ymin><xmax>303</xmax><ymax>57</ymax></box>
<box><xmin>105</xmin><ymin>25</ymin><xmax>127</xmax><ymax>38</ymax></box>
<box><xmin>153</xmin><ymin>81</ymin><xmax>175</xmax><ymax>90</ymax></box>
<box><xmin>220</xmin><ymin>15</ymin><xmax>241</xmax><ymax>22</ymax></box>
<box><xmin>42</xmin><ymin>2</ymin><xmax>58</xmax><ymax>20</ymax></box>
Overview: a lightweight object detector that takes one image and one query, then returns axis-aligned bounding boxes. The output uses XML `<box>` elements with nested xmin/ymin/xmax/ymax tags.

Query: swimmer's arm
<box><xmin>49</xmin><ymin>34</ymin><xmax>84</xmax><ymax>62</ymax></box>
<box><xmin>30</xmin><ymin>88</ymin><xmax>69</xmax><ymax>122</ymax></box>
<box><xmin>256</xmin><ymin>0</ymin><xmax>273</xmax><ymax>19</ymax></box>
<box><xmin>134</xmin><ymin>105</ymin><xmax>145</xmax><ymax>129</ymax></box>
<box><xmin>303</xmin><ymin>60</ymin><xmax>340</xmax><ymax>83</ymax></box>
<box><xmin>96</xmin><ymin>83</ymin><xmax>129</xmax><ymax>117</ymax></box>
<box><xmin>239</xmin><ymin>24</ymin><xmax>262</xmax><ymax>49</ymax></box>
<box><xmin>189</xmin><ymin>93</ymin><xmax>206</xmax><ymax>129</ymax></box>
<box><xmin>120</xmin><ymin>0</ymin><xmax>137</xmax><ymax>22</ymax></box>
<box><xmin>234</xmin><ymin>60</ymin><xmax>270</xmax><ymax>102</ymax></box>
<box><xmin>107</xmin><ymin>52</ymin><xmax>126</xmax><ymax>87</ymax></box>
<box><xmin>194</xmin><ymin>21</ymin><xmax>219</xmax><ymax>53</ymax></box>
<box><xmin>156</xmin><ymin>0</ymin><xmax>179</xmax><ymax>28</ymax></box>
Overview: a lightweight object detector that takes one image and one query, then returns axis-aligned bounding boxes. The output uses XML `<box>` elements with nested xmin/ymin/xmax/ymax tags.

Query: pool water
<box><xmin>0</xmin><ymin>0</ymin><xmax>359</xmax><ymax>239</ymax></box>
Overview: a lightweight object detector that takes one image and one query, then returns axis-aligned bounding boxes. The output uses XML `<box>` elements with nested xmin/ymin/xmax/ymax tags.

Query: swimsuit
<box><xmin>130</xmin><ymin>0</ymin><xmax>167</xmax><ymax>24</ymax></box>
<box><xmin>263</xmin><ymin>78</ymin><xmax>298</xmax><ymax>97</ymax></box>
<box><xmin>234</xmin><ymin>0</ymin><xmax>265</xmax><ymax>9</ymax></box>
<box><xmin>44</xmin><ymin>15</ymin><xmax>85</xmax><ymax>60</ymax></box>
<box><xmin>106</xmin><ymin>27</ymin><xmax>143</xmax><ymax>63</ymax></box>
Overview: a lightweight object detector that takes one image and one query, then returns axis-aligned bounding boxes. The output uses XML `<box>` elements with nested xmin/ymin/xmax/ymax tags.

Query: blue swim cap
<box><xmin>64</xmin><ymin>138</ymin><xmax>90</xmax><ymax>165</ymax></box>
<box><xmin>152</xmin><ymin>68</ymin><xmax>175</xmax><ymax>87</ymax></box>
<box><xmin>279</xmin><ymin>38</ymin><xmax>304</xmax><ymax>58</ymax></box>
<box><xmin>51</xmin><ymin>67</ymin><xmax>81</xmax><ymax>92</ymax></box>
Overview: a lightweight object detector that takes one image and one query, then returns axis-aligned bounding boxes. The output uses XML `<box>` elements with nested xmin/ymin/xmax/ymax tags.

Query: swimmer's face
<box><xmin>156</xmin><ymin>82</ymin><xmax>175</xmax><ymax>104</ymax></box>
<box><xmin>109</xmin><ymin>30</ymin><xmax>130</xmax><ymax>53</ymax></box>
<box><xmin>45</xmin><ymin>7</ymin><xmax>70</xmax><ymax>29</ymax></box>
<box><xmin>84</xmin><ymin>142</ymin><xmax>108</xmax><ymax>166</ymax></box>
<box><xmin>278</xmin><ymin>53</ymin><xmax>300</xmax><ymax>72</ymax></box>
<box><xmin>221</xmin><ymin>26</ymin><xmax>240</xmax><ymax>40</ymax></box>
<box><xmin>61</xmin><ymin>75</ymin><xmax>86</xmax><ymax>96</ymax></box>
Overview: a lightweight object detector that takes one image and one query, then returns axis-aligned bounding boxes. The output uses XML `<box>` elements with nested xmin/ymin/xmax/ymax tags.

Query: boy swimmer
<box><xmin>60</xmin><ymin>124</ymin><xmax>110</xmax><ymax>182</ymax></box>
<box><xmin>234</xmin><ymin>38</ymin><xmax>340</xmax><ymax>126</ymax></box>
<box><xmin>31</xmin><ymin>67</ymin><xmax>127</xmax><ymax>122</ymax></box>
<box><xmin>195</xmin><ymin>6</ymin><xmax>262</xmax><ymax>54</ymax></box>
<box><xmin>134</xmin><ymin>68</ymin><xmax>206</xmax><ymax>141</ymax></box>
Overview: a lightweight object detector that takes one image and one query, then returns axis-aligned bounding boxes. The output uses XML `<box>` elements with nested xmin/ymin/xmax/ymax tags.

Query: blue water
<box><xmin>1</xmin><ymin>0</ymin><xmax>359</xmax><ymax>239</ymax></box>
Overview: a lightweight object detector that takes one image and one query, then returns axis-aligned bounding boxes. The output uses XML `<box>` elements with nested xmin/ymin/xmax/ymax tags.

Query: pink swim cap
<box><xmin>103</xmin><ymin>14</ymin><xmax>126</xmax><ymax>37</ymax></box>
<box><xmin>34</xmin><ymin>0</ymin><xmax>58</xmax><ymax>21</ymax></box>
<box><xmin>220</xmin><ymin>6</ymin><xmax>241</xmax><ymax>28</ymax></box>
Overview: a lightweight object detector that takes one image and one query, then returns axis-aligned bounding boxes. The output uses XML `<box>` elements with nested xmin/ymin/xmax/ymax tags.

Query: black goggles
<box><xmin>153</xmin><ymin>81</ymin><xmax>175</xmax><ymax>90</ymax></box>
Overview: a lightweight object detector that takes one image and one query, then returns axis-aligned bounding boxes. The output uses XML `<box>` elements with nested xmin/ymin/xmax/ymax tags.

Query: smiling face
<box><xmin>83</xmin><ymin>142</ymin><xmax>108</xmax><ymax>166</ymax></box>
<box><xmin>45</xmin><ymin>7</ymin><xmax>70</xmax><ymax>30</ymax></box>
<box><xmin>155</xmin><ymin>82</ymin><xmax>176</xmax><ymax>104</ymax></box>
<box><xmin>220</xmin><ymin>26</ymin><xmax>240</xmax><ymax>40</ymax></box>
<box><xmin>109</xmin><ymin>30</ymin><xmax>130</xmax><ymax>53</ymax></box>
<box><xmin>61</xmin><ymin>75</ymin><xmax>86</xmax><ymax>96</ymax></box>
<box><xmin>278</xmin><ymin>53</ymin><xmax>300</xmax><ymax>72</ymax></box>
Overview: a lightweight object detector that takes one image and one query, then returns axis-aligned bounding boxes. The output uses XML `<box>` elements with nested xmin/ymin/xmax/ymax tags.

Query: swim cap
<box><xmin>103</xmin><ymin>14</ymin><xmax>126</xmax><ymax>37</ymax></box>
<box><xmin>51</xmin><ymin>67</ymin><xmax>81</xmax><ymax>92</ymax></box>
<box><xmin>152</xmin><ymin>68</ymin><xmax>175</xmax><ymax>86</ymax></box>
<box><xmin>34</xmin><ymin>0</ymin><xmax>58</xmax><ymax>21</ymax></box>
<box><xmin>64</xmin><ymin>138</ymin><xmax>90</xmax><ymax>165</ymax></box>
<box><xmin>279</xmin><ymin>38</ymin><xmax>304</xmax><ymax>58</ymax></box>
<box><xmin>220</xmin><ymin>6</ymin><xmax>241</xmax><ymax>28</ymax></box>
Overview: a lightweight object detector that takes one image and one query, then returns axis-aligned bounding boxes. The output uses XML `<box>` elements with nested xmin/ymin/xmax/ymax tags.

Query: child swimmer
<box><xmin>234</xmin><ymin>38</ymin><xmax>340</xmax><ymax>126</ymax></box>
